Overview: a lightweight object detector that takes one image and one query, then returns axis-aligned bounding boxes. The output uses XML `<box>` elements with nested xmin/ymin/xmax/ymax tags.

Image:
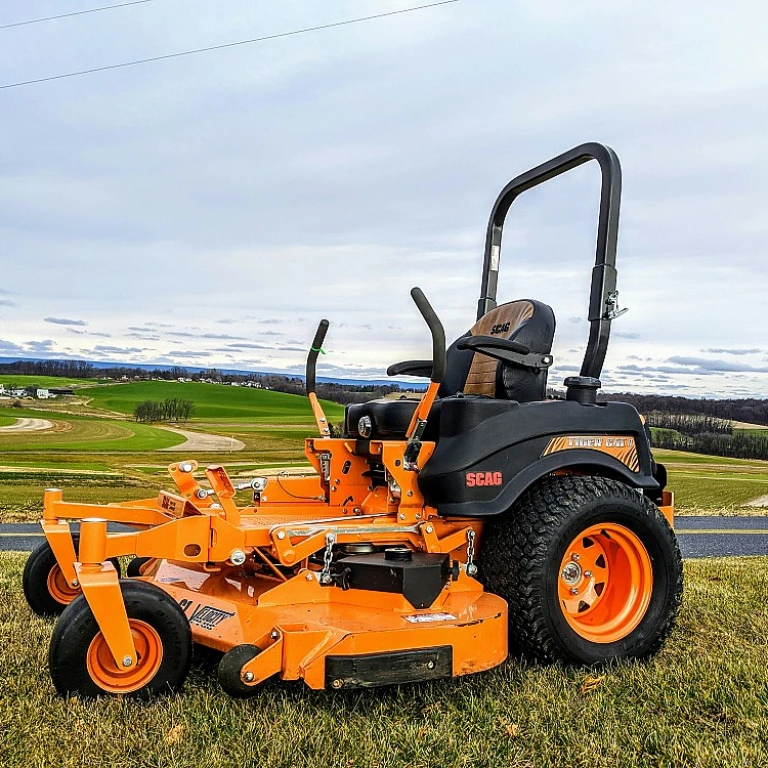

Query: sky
<box><xmin>2</xmin><ymin>0</ymin><xmax>768</xmax><ymax>397</ymax></box>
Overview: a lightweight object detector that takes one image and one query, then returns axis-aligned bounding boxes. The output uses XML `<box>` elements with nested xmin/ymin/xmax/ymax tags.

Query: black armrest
<box><xmin>456</xmin><ymin>335</ymin><xmax>553</xmax><ymax>371</ymax></box>
<box><xmin>387</xmin><ymin>360</ymin><xmax>434</xmax><ymax>378</ymax></box>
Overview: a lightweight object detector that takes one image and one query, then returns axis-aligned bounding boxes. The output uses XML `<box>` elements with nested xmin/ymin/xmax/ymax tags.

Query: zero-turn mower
<box><xmin>24</xmin><ymin>142</ymin><xmax>683</xmax><ymax>699</ymax></box>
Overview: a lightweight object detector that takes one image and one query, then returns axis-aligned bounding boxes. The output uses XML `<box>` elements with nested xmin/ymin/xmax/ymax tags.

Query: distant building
<box><xmin>0</xmin><ymin>384</ymin><xmax>5</xmax><ymax>395</ymax></box>
<box><xmin>49</xmin><ymin>387</ymin><xmax>75</xmax><ymax>396</ymax></box>
<box><xmin>9</xmin><ymin>388</ymin><xmax>26</xmax><ymax>398</ymax></box>
<box><xmin>36</xmin><ymin>389</ymin><xmax>54</xmax><ymax>399</ymax></box>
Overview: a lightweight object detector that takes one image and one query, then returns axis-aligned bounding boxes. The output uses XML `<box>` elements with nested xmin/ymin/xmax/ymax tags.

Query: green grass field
<box><xmin>0</xmin><ymin>375</ymin><xmax>108</xmax><ymax>388</ymax></box>
<box><xmin>0</xmin><ymin>554</ymin><xmax>765</xmax><ymax>767</ymax></box>
<box><xmin>0</xmin><ymin>408</ymin><xmax>183</xmax><ymax>452</ymax></box>
<box><xmin>82</xmin><ymin>381</ymin><xmax>344</xmax><ymax>423</ymax></box>
<box><xmin>655</xmin><ymin>450</ymin><xmax>768</xmax><ymax>513</ymax></box>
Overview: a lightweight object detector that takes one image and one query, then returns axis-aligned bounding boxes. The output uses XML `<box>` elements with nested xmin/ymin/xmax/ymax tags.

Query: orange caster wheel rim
<box><xmin>46</xmin><ymin>564</ymin><xmax>79</xmax><ymax>606</ymax></box>
<box><xmin>86</xmin><ymin>620</ymin><xmax>163</xmax><ymax>694</ymax></box>
<box><xmin>558</xmin><ymin>523</ymin><xmax>653</xmax><ymax>643</ymax></box>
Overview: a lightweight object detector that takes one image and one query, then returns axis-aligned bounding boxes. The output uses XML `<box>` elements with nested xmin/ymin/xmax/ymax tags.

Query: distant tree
<box><xmin>133</xmin><ymin>398</ymin><xmax>194</xmax><ymax>423</ymax></box>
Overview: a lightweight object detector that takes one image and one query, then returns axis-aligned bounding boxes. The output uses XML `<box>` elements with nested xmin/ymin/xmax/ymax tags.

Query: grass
<box><xmin>82</xmin><ymin>381</ymin><xmax>344</xmax><ymax>423</ymax></box>
<box><xmin>655</xmin><ymin>449</ymin><xmax>768</xmax><ymax>513</ymax></box>
<box><xmin>0</xmin><ymin>410</ymin><xmax>184</xmax><ymax>452</ymax></box>
<box><xmin>0</xmin><ymin>554</ymin><xmax>765</xmax><ymax>767</ymax></box>
<box><xmin>0</xmin><ymin>414</ymin><xmax>16</xmax><ymax>427</ymax></box>
<box><xmin>0</xmin><ymin>375</ymin><xmax>109</xmax><ymax>388</ymax></box>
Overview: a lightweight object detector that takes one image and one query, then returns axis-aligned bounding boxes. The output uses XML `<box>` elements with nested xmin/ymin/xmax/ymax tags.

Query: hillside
<box><xmin>81</xmin><ymin>381</ymin><xmax>345</xmax><ymax>423</ymax></box>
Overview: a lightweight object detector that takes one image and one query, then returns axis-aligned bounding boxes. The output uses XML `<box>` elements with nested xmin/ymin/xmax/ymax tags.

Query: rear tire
<box><xmin>23</xmin><ymin>534</ymin><xmax>122</xmax><ymax>617</ymax></box>
<box><xmin>479</xmin><ymin>475</ymin><xmax>683</xmax><ymax>665</ymax></box>
<box><xmin>49</xmin><ymin>580</ymin><xmax>192</xmax><ymax>699</ymax></box>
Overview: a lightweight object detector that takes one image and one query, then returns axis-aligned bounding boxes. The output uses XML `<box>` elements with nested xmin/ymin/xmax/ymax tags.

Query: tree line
<box><xmin>651</xmin><ymin>429</ymin><xmax>768</xmax><ymax>461</ymax></box>
<box><xmin>645</xmin><ymin>412</ymin><xmax>732</xmax><ymax>435</ymax></box>
<box><xmin>604</xmin><ymin>392</ymin><xmax>768</xmax><ymax>427</ymax></box>
<box><xmin>134</xmin><ymin>399</ymin><xmax>194</xmax><ymax>423</ymax></box>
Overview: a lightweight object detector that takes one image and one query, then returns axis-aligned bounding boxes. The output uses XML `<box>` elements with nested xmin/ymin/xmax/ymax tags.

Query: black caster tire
<box><xmin>479</xmin><ymin>475</ymin><xmax>683</xmax><ymax>666</ymax></box>
<box><xmin>218</xmin><ymin>644</ymin><xmax>262</xmax><ymax>698</ymax></box>
<box><xmin>49</xmin><ymin>580</ymin><xmax>192</xmax><ymax>699</ymax></box>
<box><xmin>126</xmin><ymin>556</ymin><xmax>153</xmax><ymax>578</ymax></box>
<box><xmin>23</xmin><ymin>534</ymin><xmax>122</xmax><ymax>617</ymax></box>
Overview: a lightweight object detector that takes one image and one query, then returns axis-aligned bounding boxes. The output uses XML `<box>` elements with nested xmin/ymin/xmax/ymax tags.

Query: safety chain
<box><xmin>319</xmin><ymin>531</ymin><xmax>336</xmax><ymax>585</ymax></box>
<box><xmin>466</xmin><ymin>528</ymin><xmax>477</xmax><ymax>576</ymax></box>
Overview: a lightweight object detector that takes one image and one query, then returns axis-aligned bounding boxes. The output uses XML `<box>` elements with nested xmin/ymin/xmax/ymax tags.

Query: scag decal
<box><xmin>466</xmin><ymin>471</ymin><xmax>503</xmax><ymax>487</ymax></box>
<box><xmin>490</xmin><ymin>322</ymin><xmax>511</xmax><ymax>335</ymax></box>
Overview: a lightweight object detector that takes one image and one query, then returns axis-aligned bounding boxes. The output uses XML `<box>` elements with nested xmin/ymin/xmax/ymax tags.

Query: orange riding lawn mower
<box><xmin>23</xmin><ymin>143</ymin><xmax>682</xmax><ymax>699</ymax></box>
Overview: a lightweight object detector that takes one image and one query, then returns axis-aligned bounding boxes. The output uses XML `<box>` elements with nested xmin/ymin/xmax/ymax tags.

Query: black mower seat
<box><xmin>345</xmin><ymin>299</ymin><xmax>555</xmax><ymax>440</ymax></box>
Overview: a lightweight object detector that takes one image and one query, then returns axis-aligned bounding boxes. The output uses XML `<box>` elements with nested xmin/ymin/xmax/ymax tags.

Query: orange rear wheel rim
<box><xmin>557</xmin><ymin>523</ymin><xmax>653</xmax><ymax>643</ymax></box>
<box><xmin>86</xmin><ymin>620</ymin><xmax>163</xmax><ymax>694</ymax></box>
<box><xmin>46</xmin><ymin>564</ymin><xmax>79</xmax><ymax>605</ymax></box>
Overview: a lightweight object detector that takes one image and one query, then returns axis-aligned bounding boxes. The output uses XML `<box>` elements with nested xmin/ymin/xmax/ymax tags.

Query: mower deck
<box><xmin>145</xmin><ymin>558</ymin><xmax>507</xmax><ymax>688</ymax></box>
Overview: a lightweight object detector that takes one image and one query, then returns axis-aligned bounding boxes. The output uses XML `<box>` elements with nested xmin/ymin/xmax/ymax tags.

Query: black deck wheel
<box><xmin>479</xmin><ymin>475</ymin><xmax>683</xmax><ymax>665</ymax></box>
<box><xmin>218</xmin><ymin>644</ymin><xmax>262</xmax><ymax>698</ymax></box>
<box><xmin>49</xmin><ymin>580</ymin><xmax>192</xmax><ymax>699</ymax></box>
<box><xmin>23</xmin><ymin>534</ymin><xmax>122</xmax><ymax>617</ymax></box>
<box><xmin>126</xmin><ymin>556</ymin><xmax>153</xmax><ymax>578</ymax></box>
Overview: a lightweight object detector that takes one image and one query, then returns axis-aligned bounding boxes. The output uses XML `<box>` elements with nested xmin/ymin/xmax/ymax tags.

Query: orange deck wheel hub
<box><xmin>86</xmin><ymin>620</ymin><xmax>163</xmax><ymax>694</ymax></box>
<box><xmin>46</xmin><ymin>564</ymin><xmax>79</xmax><ymax>605</ymax></box>
<box><xmin>557</xmin><ymin>523</ymin><xmax>653</xmax><ymax>643</ymax></box>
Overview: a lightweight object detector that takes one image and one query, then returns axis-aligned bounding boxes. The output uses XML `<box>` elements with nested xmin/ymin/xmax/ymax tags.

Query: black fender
<box><xmin>430</xmin><ymin>450</ymin><xmax>659</xmax><ymax>518</ymax></box>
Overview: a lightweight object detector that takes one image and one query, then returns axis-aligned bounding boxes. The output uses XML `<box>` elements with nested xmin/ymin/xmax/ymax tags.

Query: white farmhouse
<box><xmin>36</xmin><ymin>388</ymin><xmax>53</xmax><ymax>400</ymax></box>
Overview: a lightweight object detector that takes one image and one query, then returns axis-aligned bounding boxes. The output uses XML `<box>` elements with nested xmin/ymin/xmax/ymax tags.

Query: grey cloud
<box><xmin>613</xmin><ymin>332</ymin><xmax>640</xmax><ymax>340</ymax></box>
<box><xmin>703</xmin><ymin>348</ymin><xmax>762</xmax><ymax>355</ymax></box>
<box><xmin>666</xmin><ymin>356</ymin><xmax>768</xmax><ymax>374</ymax></box>
<box><xmin>26</xmin><ymin>340</ymin><xmax>55</xmax><ymax>351</ymax></box>
<box><xmin>162</xmin><ymin>350</ymin><xmax>212</xmax><ymax>359</ymax></box>
<box><xmin>93</xmin><ymin>345</ymin><xmax>146</xmax><ymax>355</ymax></box>
<box><xmin>0</xmin><ymin>299</ymin><xmax>18</xmax><ymax>307</ymax></box>
<box><xmin>44</xmin><ymin>317</ymin><xmax>86</xmax><ymax>326</ymax></box>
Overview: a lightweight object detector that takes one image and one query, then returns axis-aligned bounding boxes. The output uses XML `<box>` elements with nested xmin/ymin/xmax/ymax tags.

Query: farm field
<box><xmin>81</xmin><ymin>380</ymin><xmax>344</xmax><ymax>423</ymax></box>
<box><xmin>654</xmin><ymin>449</ymin><xmax>768</xmax><ymax>513</ymax></box>
<box><xmin>0</xmin><ymin>554</ymin><xmax>765</xmax><ymax>767</ymax></box>
<box><xmin>0</xmin><ymin>374</ymin><xmax>109</xmax><ymax>388</ymax></box>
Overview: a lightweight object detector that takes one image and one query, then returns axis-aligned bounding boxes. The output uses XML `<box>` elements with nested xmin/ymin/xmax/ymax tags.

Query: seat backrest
<box><xmin>440</xmin><ymin>299</ymin><xmax>556</xmax><ymax>403</ymax></box>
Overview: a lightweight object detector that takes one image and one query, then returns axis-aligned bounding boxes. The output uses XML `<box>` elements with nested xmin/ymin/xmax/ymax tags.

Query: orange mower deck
<box><xmin>39</xmin><ymin>438</ymin><xmax>508</xmax><ymax>694</ymax></box>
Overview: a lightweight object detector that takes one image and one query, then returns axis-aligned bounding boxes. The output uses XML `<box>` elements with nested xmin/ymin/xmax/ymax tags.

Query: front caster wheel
<box><xmin>49</xmin><ymin>580</ymin><xmax>192</xmax><ymax>699</ymax></box>
<box><xmin>218</xmin><ymin>644</ymin><xmax>262</xmax><ymax>698</ymax></box>
<box><xmin>23</xmin><ymin>534</ymin><xmax>122</xmax><ymax>617</ymax></box>
<box><xmin>480</xmin><ymin>475</ymin><xmax>683</xmax><ymax>665</ymax></box>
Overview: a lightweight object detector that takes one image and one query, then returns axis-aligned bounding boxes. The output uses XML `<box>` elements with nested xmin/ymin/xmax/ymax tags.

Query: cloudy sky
<box><xmin>2</xmin><ymin>0</ymin><xmax>768</xmax><ymax>397</ymax></box>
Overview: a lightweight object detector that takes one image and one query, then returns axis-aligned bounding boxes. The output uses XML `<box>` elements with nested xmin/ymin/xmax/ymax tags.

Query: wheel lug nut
<box><xmin>570</xmin><ymin>587</ymin><xmax>579</xmax><ymax>595</ymax></box>
<box><xmin>571</xmin><ymin>553</ymin><xmax>580</xmax><ymax>561</ymax></box>
<box><xmin>584</xmin><ymin>570</ymin><xmax>593</xmax><ymax>578</ymax></box>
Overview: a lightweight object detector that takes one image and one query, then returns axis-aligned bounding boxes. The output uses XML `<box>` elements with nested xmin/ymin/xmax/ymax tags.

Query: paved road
<box><xmin>1</xmin><ymin>517</ymin><xmax>766</xmax><ymax>559</ymax></box>
<box><xmin>674</xmin><ymin>516</ymin><xmax>768</xmax><ymax>558</ymax></box>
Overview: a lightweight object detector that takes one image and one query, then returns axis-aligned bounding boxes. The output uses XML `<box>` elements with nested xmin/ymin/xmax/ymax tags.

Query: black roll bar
<box><xmin>478</xmin><ymin>142</ymin><xmax>622</xmax><ymax>380</ymax></box>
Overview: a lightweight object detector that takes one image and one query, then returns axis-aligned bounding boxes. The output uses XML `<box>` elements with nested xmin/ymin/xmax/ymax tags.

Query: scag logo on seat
<box><xmin>490</xmin><ymin>322</ymin><xmax>510</xmax><ymax>335</ymax></box>
<box><xmin>466</xmin><ymin>471</ymin><xmax>503</xmax><ymax>487</ymax></box>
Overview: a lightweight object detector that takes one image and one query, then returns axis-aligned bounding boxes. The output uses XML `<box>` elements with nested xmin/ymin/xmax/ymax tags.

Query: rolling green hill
<box><xmin>81</xmin><ymin>381</ymin><xmax>344</xmax><ymax>423</ymax></box>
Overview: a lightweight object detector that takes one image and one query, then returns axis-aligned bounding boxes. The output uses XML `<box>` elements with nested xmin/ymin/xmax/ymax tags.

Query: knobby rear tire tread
<box><xmin>479</xmin><ymin>474</ymin><xmax>683</xmax><ymax>665</ymax></box>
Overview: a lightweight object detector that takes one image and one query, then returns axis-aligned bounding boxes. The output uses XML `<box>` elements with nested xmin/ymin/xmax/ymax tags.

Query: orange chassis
<box><xmin>40</xmin><ymin>430</ymin><xmax>508</xmax><ymax>691</ymax></box>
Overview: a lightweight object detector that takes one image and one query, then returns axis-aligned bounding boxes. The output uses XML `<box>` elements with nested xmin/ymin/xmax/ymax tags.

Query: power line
<box><xmin>0</xmin><ymin>1</ymin><xmax>460</xmax><ymax>91</ymax></box>
<box><xmin>1</xmin><ymin>0</ymin><xmax>159</xmax><ymax>30</ymax></box>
